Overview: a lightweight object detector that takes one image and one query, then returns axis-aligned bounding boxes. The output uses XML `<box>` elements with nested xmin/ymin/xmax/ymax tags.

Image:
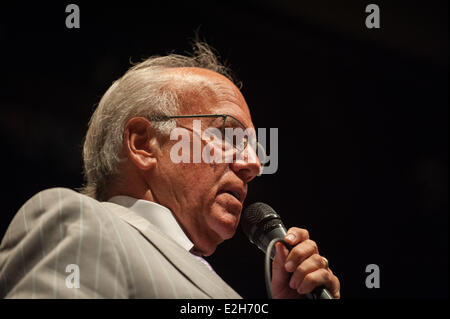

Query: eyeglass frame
<box><xmin>147</xmin><ymin>113</ymin><xmax>267</xmax><ymax>166</ymax></box>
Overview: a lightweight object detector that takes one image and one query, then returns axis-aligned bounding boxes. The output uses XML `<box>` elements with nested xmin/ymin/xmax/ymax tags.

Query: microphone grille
<box><xmin>244</xmin><ymin>202</ymin><xmax>273</xmax><ymax>222</ymax></box>
<box><xmin>241</xmin><ymin>202</ymin><xmax>279</xmax><ymax>241</ymax></box>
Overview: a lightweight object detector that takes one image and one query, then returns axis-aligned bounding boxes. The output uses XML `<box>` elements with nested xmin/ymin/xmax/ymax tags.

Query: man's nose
<box><xmin>229</xmin><ymin>145</ymin><xmax>262</xmax><ymax>183</ymax></box>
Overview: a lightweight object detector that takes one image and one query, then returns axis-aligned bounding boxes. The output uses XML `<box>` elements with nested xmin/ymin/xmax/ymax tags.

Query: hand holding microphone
<box><xmin>241</xmin><ymin>202</ymin><xmax>340</xmax><ymax>299</ymax></box>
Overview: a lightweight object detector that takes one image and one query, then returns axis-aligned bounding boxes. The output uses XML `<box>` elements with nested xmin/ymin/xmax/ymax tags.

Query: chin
<box><xmin>212</xmin><ymin>214</ymin><xmax>240</xmax><ymax>239</ymax></box>
<box><xmin>198</xmin><ymin>224</ymin><xmax>235</xmax><ymax>257</ymax></box>
<box><xmin>211</xmin><ymin>201</ymin><xmax>241</xmax><ymax>233</ymax></box>
<box><xmin>211</xmin><ymin>218</ymin><xmax>239</xmax><ymax>241</ymax></box>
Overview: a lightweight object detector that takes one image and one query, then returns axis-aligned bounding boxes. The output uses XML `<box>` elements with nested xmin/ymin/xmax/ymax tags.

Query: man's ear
<box><xmin>124</xmin><ymin>117</ymin><xmax>160</xmax><ymax>171</ymax></box>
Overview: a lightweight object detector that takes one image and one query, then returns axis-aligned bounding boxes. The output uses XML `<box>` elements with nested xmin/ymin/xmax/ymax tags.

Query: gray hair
<box><xmin>81</xmin><ymin>41</ymin><xmax>238</xmax><ymax>200</ymax></box>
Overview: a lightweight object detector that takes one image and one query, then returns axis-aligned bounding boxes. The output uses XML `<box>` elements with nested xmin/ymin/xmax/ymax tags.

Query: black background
<box><xmin>0</xmin><ymin>1</ymin><xmax>448</xmax><ymax>298</ymax></box>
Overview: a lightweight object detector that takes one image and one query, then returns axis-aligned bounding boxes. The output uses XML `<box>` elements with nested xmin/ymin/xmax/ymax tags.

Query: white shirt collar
<box><xmin>108</xmin><ymin>195</ymin><xmax>194</xmax><ymax>252</ymax></box>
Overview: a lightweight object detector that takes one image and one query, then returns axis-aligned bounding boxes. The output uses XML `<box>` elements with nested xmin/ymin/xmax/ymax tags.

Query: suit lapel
<box><xmin>101</xmin><ymin>202</ymin><xmax>240</xmax><ymax>299</ymax></box>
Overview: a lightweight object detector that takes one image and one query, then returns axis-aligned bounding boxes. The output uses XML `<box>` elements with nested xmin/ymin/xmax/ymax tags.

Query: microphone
<box><xmin>241</xmin><ymin>202</ymin><xmax>333</xmax><ymax>299</ymax></box>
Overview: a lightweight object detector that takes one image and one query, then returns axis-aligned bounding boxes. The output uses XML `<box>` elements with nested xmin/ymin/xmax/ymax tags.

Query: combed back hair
<box><xmin>81</xmin><ymin>41</ymin><xmax>239</xmax><ymax>200</ymax></box>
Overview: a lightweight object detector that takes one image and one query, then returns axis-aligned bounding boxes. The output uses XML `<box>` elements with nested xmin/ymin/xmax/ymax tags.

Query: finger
<box><xmin>284</xmin><ymin>239</ymin><xmax>319</xmax><ymax>272</ymax></box>
<box><xmin>323</xmin><ymin>268</ymin><xmax>340</xmax><ymax>299</ymax></box>
<box><xmin>297</xmin><ymin>268</ymin><xmax>341</xmax><ymax>298</ymax></box>
<box><xmin>284</xmin><ymin>227</ymin><xmax>310</xmax><ymax>246</ymax></box>
<box><xmin>288</xmin><ymin>253</ymin><xmax>325</xmax><ymax>290</ymax></box>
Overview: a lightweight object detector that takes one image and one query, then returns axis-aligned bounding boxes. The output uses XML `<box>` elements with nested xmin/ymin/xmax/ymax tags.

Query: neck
<box><xmin>105</xmin><ymin>169</ymin><xmax>155</xmax><ymax>202</ymax></box>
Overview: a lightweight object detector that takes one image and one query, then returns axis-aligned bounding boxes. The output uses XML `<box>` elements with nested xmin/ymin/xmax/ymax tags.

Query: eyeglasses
<box><xmin>148</xmin><ymin>114</ymin><xmax>267</xmax><ymax>166</ymax></box>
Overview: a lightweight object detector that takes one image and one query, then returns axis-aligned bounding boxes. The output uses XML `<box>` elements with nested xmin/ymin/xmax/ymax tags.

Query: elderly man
<box><xmin>0</xmin><ymin>42</ymin><xmax>340</xmax><ymax>299</ymax></box>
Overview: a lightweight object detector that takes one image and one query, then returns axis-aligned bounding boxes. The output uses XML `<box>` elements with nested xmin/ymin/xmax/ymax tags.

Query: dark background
<box><xmin>0</xmin><ymin>1</ymin><xmax>448</xmax><ymax>298</ymax></box>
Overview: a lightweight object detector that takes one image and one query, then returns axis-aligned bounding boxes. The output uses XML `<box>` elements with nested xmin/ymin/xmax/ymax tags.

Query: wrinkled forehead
<box><xmin>165</xmin><ymin>67</ymin><xmax>253</xmax><ymax>128</ymax></box>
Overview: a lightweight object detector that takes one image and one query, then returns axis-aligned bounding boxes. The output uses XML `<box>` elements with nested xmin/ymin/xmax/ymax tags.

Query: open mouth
<box><xmin>224</xmin><ymin>190</ymin><xmax>241</xmax><ymax>202</ymax></box>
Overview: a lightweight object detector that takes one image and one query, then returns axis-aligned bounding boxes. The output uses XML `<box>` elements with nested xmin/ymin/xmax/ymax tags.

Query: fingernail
<box><xmin>285</xmin><ymin>261</ymin><xmax>295</xmax><ymax>272</ymax></box>
<box><xmin>285</xmin><ymin>233</ymin><xmax>295</xmax><ymax>242</ymax></box>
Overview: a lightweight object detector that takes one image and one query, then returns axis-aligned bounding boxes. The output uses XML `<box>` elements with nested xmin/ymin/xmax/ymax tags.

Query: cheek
<box><xmin>178</xmin><ymin>162</ymin><xmax>226</xmax><ymax>192</ymax></box>
<box><xmin>160</xmin><ymin>141</ymin><xmax>227</xmax><ymax>182</ymax></box>
<box><xmin>162</xmin><ymin>163</ymin><xmax>225</xmax><ymax>218</ymax></box>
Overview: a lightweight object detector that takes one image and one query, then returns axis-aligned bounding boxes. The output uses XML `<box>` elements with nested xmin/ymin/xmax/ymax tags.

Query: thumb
<box><xmin>271</xmin><ymin>242</ymin><xmax>290</xmax><ymax>289</ymax></box>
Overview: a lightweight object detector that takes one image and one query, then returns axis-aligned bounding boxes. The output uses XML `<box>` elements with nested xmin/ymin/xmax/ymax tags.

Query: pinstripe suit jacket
<box><xmin>0</xmin><ymin>188</ymin><xmax>241</xmax><ymax>298</ymax></box>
